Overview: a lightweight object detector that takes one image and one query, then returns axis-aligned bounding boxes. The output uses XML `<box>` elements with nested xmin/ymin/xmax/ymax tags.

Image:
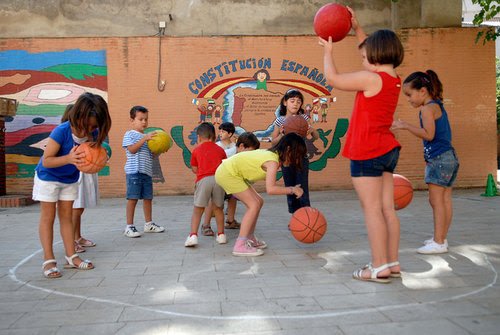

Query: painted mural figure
<box><xmin>253</xmin><ymin>69</ymin><xmax>270</xmax><ymax>90</ymax></box>
<box><xmin>319</xmin><ymin>7</ymin><xmax>404</xmax><ymax>283</ymax></box>
<box><xmin>206</xmin><ymin>104</ymin><xmax>214</xmax><ymax>123</ymax></box>
<box><xmin>122</xmin><ymin>106</ymin><xmax>166</xmax><ymax>238</ymax></box>
<box><xmin>34</xmin><ymin>92</ymin><xmax>111</xmax><ymax>278</ymax></box>
<box><xmin>198</xmin><ymin>104</ymin><xmax>207</xmax><ymax>124</ymax></box>
<box><xmin>214</xmin><ymin>105</ymin><xmax>222</xmax><ymax>124</ymax></box>
<box><xmin>320</xmin><ymin>97</ymin><xmax>328</xmax><ymax>123</ymax></box>
<box><xmin>312</xmin><ymin>104</ymin><xmax>320</xmax><ymax>123</ymax></box>
<box><xmin>270</xmin><ymin>89</ymin><xmax>319</xmax><ymax>214</ymax></box>
<box><xmin>391</xmin><ymin>70</ymin><xmax>459</xmax><ymax>255</ymax></box>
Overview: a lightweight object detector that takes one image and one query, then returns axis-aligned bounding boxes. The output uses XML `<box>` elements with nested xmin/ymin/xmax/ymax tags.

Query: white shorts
<box><xmin>32</xmin><ymin>173</ymin><xmax>79</xmax><ymax>203</ymax></box>
<box><xmin>73</xmin><ymin>173</ymin><xmax>99</xmax><ymax>208</ymax></box>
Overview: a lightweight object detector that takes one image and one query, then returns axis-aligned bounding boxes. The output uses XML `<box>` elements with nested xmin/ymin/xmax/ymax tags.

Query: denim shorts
<box><xmin>425</xmin><ymin>149</ymin><xmax>459</xmax><ymax>187</ymax></box>
<box><xmin>126</xmin><ymin>173</ymin><xmax>153</xmax><ymax>200</ymax></box>
<box><xmin>350</xmin><ymin>147</ymin><xmax>400</xmax><ymax>177</ymax></box>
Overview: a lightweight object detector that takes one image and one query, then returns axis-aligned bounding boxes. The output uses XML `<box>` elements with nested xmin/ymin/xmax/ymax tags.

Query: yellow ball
<box><xmin>147</xmin><ymin>130</ymin><xmax>172</xmax><ymax>154</ymax></box>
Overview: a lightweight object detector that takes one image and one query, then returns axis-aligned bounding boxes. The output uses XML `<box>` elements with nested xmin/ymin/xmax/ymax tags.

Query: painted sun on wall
<box><xmin>0</xmin><ymin>49</ymin><xmax>108</xmax><ymax>178</ymax></box>
<box><xmin>174</xmin><ymin>58</ymin><xmax>349</xmax><ymax>172</ymax></box>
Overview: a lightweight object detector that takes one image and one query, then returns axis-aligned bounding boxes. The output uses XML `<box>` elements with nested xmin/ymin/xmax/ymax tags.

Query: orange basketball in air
<box><xmin>393</xmin><ymin>174</ymin><xmax>413</xmax><ymax>210</ymax></box>
<box><xmin>75</xmin><ymin>142</ymin><xmax>107</xmax><ymax>174</ymax></box>
<box><xmin>289</xmin><ymin>207</ymin><xmax>327</xmax><ymax>244</ymax></box>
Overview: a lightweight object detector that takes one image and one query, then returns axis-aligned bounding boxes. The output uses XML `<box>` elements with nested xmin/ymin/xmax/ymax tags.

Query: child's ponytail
<box><xmin>403</xmin><ymin>70</ymin><xmax>443</xmax><ymax>101</ymax></box>
<box><xmin>425</xmin><ymin>70</ymin><xmax>443</xmax><ymax>101</ymax></box>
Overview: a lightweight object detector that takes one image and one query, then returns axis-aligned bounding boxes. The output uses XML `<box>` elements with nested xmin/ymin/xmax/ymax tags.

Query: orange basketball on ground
<box><xmin>393</xmin><ymin>174</ymin><xmax>413</xmax><ymax>210</ymax></box>
<box><xmin>314</xmin><ymin>3</ymin><xmax>352</xmax><ymax>42</ymax></box>
<box><xmin>289</xmin><ymin>207</ymin><xmax>327</xmax><ymax>243</ymax></box>
<box><xmin>283</xmin><ymin>115</ymin><xmax>309</xmax><ymax>138</ymax></box>
<box><xmin>75</xmin><ymin>142</ymin><xmax>108</xmax><ymax>174</ymax></box>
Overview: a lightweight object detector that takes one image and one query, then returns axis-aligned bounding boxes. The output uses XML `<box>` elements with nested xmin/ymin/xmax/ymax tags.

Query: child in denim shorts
<box><xmin>320</xmin><ymin>9</ymin><xmax>404</xmax><ymax>283</ymax></box>
<box><xmin>122</xmin><ymin>106</ymin><xmax>166</xmax><ymax>238</ymax></box>
<box><xmin>392</xmin><ymin>70</ymin><xmax>459</xmax><ymax>255</ymax></box>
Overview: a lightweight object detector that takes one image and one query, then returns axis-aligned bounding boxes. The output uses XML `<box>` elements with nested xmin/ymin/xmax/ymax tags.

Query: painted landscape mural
<box><xmin>0</xmin><ymin>49</ymin><xmax>108</xmax><ymax>178</ymax></box>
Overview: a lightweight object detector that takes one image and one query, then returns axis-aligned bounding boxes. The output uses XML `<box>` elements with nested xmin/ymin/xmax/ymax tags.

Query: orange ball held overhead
<box><xmin>313</xmin><ymin>3</ymin><xmax>352</xmax><ymax>42</ymax></box>
<box><xmin>393</xmin><ymin>174</ymin><xmax>414</xmax><ymax>210</ymax></box>
<box><xmin>289</xmin><ymin>207</ymin><xmax>327</xmax><ymax>244</ymax></box>
<box><xmin>75</xmin><ymin>142</ymin><xmax>107</xmax><ymax>174</ymax></box>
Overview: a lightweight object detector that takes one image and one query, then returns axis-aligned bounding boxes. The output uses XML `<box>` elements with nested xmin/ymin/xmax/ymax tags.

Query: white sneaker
<box><xmin>185</xmin><ymin>235</ymin><xmax>198</xmax><ymax>247</ymax></box>
<box><xmin>144</xmin><ymin>222</ymin><xmax>165</xmax><ymax>233</ymax></box>
<box><xmin>124</xmin><ymin>225</ymin><xmax>141</xmax><ymax>238</ymax></box>
<box><xmin>424</xmin><ymin>238</ymin><xmax>448</xmax><ymax>247</ymax></box>
<box><xmin>216</xmin><ymin>233</ymin><xmax>227</xmax><ymax>244</ymax></box>
<box><xmin>417</xmin><ymin>240</ymin><xmax>448</xmax><ymax>254</ymax></box>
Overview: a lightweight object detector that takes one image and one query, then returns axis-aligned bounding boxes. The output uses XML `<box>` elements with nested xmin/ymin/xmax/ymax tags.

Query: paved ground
<box><xmin>0</xmin><ymin>187</ymin><xmax>499</xmax><ymax>335</ymax></box>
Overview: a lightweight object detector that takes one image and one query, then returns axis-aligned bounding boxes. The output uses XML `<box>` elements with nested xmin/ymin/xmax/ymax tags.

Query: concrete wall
<box><xmin>1</xmin><ymin>28</ymin><xmax>496</xmax><ymax>197</ymax></box>
<box><xmin>0</xmin><ymin>0</ymin><xmax>462</xmax><ymax>38</ymax></box>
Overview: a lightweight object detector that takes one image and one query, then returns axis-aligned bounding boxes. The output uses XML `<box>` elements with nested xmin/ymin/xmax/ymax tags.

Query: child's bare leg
<box><xmin>126</xmin><ymin>199</ymin><xmax>138</xmax><ymax>225</ymax></box>
<box><xmin>39</xmin><ymin>202</ymin><xmax>57</xmax><ymax>265</ymax></box>
<box><xmin>382</xmin><ymin>173</ymin><xmax>400</xmax><ymax>273</ymax></box>
<box><xmin>58</xmin><ymin>201</ymin><xmax>76</xmax><ymax>256</ymax></box>
<box><xmin>143</xmin><ymin>199</ymin><xmax>153</xmax><ymax>223</ymax></box>
<box><xmin>59</xmin><ymin>200</ymin><xmax>92</xmax><ymax>268</ymax></box>
<box><xmin>213</xmin><ymin>206</ymin><xmax>224</xmax><ymax>234</ymax></box>
<box><xmin>226</xmin><ymin>197</ymin><xmax>237</xmax><ymax>222</ymax></box>
<box><xmin>443</xmin><ymin>187</ymin><xmax>453</xmax><ymax>238</ymax></box>
<box><xmin>429</xmin><ymin>184</ymin><xmax>447</xmax><ymax>244</ymax></box>
<box><xmin>190</xmin><ymin>206</ymin><xmax>205</xmax><ymax>234</ymax></box>
<box><xmin>203</xmin><ymin>201</ymin><xmax>213</xmax><ymax>227</ymax></box>
<box><xmin>72</xmin><ymin>208</ymin><xmax>84</xmax><ymax>240</ymax></box>
<box><xmin>352</xmin><ymin>177</ymin><xmax>390</xmax><ymax>278</ymax></box>
<box><xmin>234</xmin><ymin>187</ymin><xmax>263</xmax><ymax>238</ymax></box>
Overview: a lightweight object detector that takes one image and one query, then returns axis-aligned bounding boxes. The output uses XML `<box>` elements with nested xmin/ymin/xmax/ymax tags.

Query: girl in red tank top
<box><xmin>319</xmin><ymin>7</ymin><xmax>404</xmax><ymax>283</ymax></box>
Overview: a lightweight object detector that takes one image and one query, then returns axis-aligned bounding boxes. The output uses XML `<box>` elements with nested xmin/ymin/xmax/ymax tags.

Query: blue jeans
<box><xmin>282</xmin><ymin>156</ymin><xmax>310</xmax><ymax>213</ymax></box>
<box><xmin>126</xmin><ymin>173</ymin><xmax>153</xmax><ymax>200</ymax></box>
<box><xmin>425</xmin><ymin>149</ymin><xmax>459</xmax><ymax>187</ymax></box>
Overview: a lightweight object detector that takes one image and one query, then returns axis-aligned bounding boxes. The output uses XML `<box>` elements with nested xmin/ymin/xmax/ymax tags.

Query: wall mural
<box><xmin>0</xmin><ymin>49</ymin><xmax>109</xmax><ymax>178</ymax></box>
<box><xmin>175</xmin><ymin>57</ymin><xmax>349</xmax><ymax>172</ymax></box>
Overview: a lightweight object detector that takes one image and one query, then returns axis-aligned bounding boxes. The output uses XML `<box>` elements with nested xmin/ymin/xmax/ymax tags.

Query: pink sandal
<box><xmin>74</xmin><ymin>241</ymin><xmax>86</xmax><ymax>253</ymax></box>
<box><xmin>76</xmin><ymin>237</ymin><xmax>96</xmax><ymax>247</ymax></box>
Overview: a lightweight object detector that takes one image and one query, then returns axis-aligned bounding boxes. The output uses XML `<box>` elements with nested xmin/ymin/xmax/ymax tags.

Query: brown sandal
<box><xmin>225</xmin><ymin>220</ymin><xmax>240</xmax><ymax>229</ymax></box>
<box><xmin>201</xmin><ymin>225</ymin><xmax>214</xmax><ymax>236</ymax></box>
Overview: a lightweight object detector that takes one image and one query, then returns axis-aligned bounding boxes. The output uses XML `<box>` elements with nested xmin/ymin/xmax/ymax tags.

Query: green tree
<box><xmin>472</xmin><ymin>0</ymin><xmax>500</xmax><ymax>44</ymax></box>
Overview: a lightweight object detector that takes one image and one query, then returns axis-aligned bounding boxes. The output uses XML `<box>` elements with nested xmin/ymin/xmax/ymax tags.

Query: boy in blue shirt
<box><xmin>122</xmin><ymin>106</ymin><xmax>165</xmax><ymax>237</ymax></box>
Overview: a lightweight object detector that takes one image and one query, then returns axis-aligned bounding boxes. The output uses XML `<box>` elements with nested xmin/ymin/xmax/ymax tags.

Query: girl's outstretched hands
<box><xmin>391</xmin><ymin>119</ymin><xmax>407</xmax><ymax>130</ymax></box>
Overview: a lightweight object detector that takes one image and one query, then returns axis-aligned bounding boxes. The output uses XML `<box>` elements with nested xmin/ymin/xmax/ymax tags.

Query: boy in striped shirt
<box><xmin>122</xmin><ymin>106</ymin><xmax>165</xmax><ymax>237</ymax></box>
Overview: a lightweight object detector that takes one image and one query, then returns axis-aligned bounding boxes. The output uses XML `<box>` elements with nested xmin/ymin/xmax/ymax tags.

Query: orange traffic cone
<box><xmin>480</xmin><ymin>173</ymin><xmax>498</xmax><ymax>197</ymax></box>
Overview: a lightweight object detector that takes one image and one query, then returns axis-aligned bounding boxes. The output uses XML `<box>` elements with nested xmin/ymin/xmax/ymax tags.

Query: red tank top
<box><xmin>342</xmin><ymin>72</ymin><xmax>401</xmax><ymax>160</ymax></box>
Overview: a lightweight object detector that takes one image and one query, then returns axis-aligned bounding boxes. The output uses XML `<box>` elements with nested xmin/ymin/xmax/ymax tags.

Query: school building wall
<box><xmin>0</xmin><ymin>28</ymin><xmax>496</xmax><ymax>197</ymax></box>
